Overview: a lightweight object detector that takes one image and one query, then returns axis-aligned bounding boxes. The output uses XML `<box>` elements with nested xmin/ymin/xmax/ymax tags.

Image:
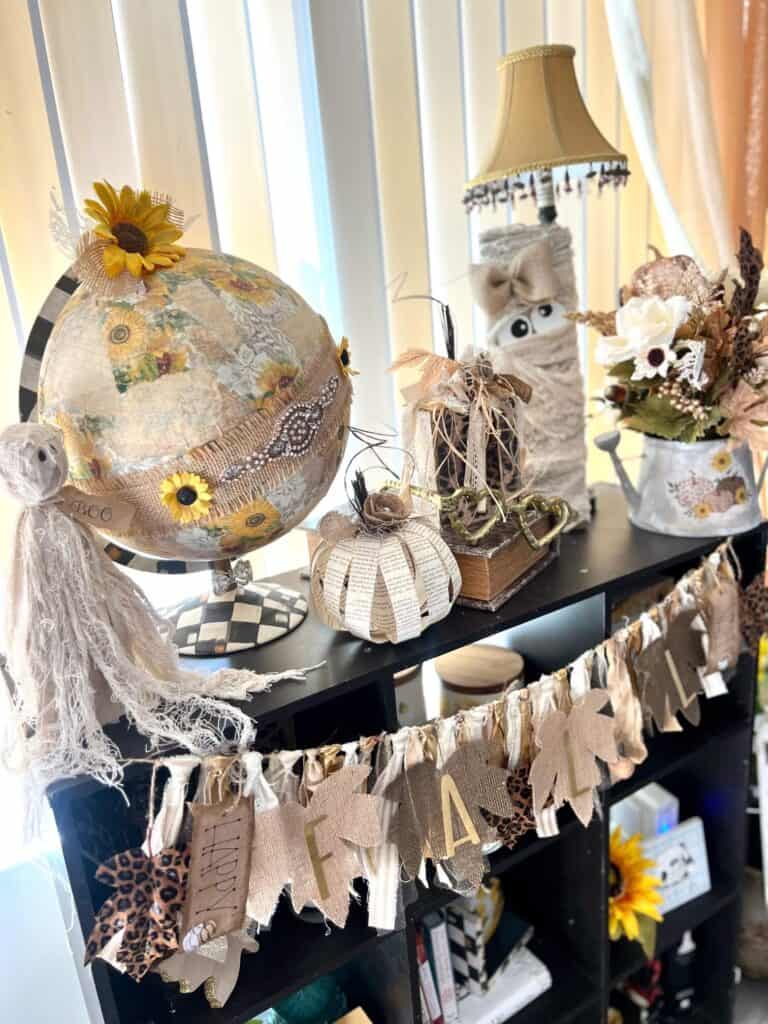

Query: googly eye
<box><xmin>531</xmin><ymin>301</ymin><xmax>565</xmax><ymax>334</ymax></box>
<box><xmin>37</xmin><ymin>449</ymin><xmax>47</xmax><ymax>463</ymax></box>
<box><xmin>508</xmin><ymin>316</ymin><xmax>532</xmax><ymax>340</ymax></box>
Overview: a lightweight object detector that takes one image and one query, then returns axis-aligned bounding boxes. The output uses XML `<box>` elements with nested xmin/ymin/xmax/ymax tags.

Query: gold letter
<box><xmin>304</xmin><ymin>814</ymin><xmax>333</xmax><ymax>899</ymax></box>
<box><xmin>440</xmin><ymin>774</ymin><xmax>479</xmax><ymax>857</ymax></box>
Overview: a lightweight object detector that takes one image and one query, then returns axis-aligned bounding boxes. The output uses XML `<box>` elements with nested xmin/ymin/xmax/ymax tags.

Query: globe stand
<box><xmin>171</xmin><ymin>559</ymin><xmax>308</xmax><ymax>657</ymax></box>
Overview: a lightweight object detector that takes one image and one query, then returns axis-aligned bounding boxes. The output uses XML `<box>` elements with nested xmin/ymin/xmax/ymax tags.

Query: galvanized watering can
<box><xmin>595</xmin><ymin>431</ymin><xmax>766</xmax><ymax>537</ymax></box>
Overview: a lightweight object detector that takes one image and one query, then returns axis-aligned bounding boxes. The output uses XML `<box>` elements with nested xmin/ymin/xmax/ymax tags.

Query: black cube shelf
<box><xmin>48</xmin><ymin>485</ymin><xmax>766</xmax><ymax>1024</ymax></box>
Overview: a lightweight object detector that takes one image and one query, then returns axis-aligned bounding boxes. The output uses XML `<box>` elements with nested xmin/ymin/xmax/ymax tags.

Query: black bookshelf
<box><xmin>49</xmin><ymin>485</ymin><xmax>766</xmax><ymax>1024</ymax></box>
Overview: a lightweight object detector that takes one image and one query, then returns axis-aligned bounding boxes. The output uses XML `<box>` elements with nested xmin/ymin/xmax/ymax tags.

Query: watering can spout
<box><xmin>595</xmin><ymin>431</ymin><xmax>641</xmax><ymax>515</ymax></box>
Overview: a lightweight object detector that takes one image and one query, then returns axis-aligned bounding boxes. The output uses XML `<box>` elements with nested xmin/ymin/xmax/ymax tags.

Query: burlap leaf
<box><xmin>739</xmin><ymin>575</ymin><xmax>768</xmax><ymax>657</ymax></box>
<box><xmin>702</xmin><ymin>578</ymin><xmax>741</xmax><ymax>672</ymax></box>
<box><xmin>530</xmin><ymin>690</ymin><xmax>618</xmax><ymax>828</ymax></box>
<box><xmin>634</xmin><ymin>608</ymin><xmax>706</xmax><ymax>730</ymax></box>
<box><xmin>85</xmin><ymin>845</ymin><xmax>189</xmax><ymax>982</ymax></box>
<box><xmin>246</xmin><ymin>765</ymin><xmax>384</xmax><ymax>930</ymax></box>
<box><xmin>604</xmin><ymin>635</ymin><xmax>647</xmax><ymax>783</ymax></box>
<box><xmin>386</xmin><ymin>740</ymin><xmax>517</xmax><ymax>892</ymax></box>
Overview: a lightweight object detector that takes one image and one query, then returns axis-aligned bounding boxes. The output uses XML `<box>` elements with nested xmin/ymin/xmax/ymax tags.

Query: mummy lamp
<box><xmin>465</xmin><ymin>45</ymin><xmax>628</xmax><ymax>525</ymax></box>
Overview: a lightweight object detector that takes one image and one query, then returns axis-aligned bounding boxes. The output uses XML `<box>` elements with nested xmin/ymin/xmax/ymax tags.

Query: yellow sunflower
<box><xmin>160</xmin><ymin>472</ymin><xmax>214</xmax><ymax>524</ymax></box>
<box><xmin>257</xmin><ymin>361</ymin><xmax>300</xmax><ymax>403</ymax></box>
<box><xmin>213</xmin><ymin>497</ymin><xmax>281</xmax><ymax>552</ymax></box>
<box><xmin>735</xmin><ymin>485</ymin><xmax>748</xmax><ymax>505</ymax></box>
<box><xmin>208</xmin><ymin>269</ymin><xmax>278</xmax><ymax>306</ymax></box>
<box><xmin>711</xmin><ymin>449</ymin><xmax>733</xmax><ymax>473</ymax></box>
<box><xmin>336</xmin><ymin>336</ymin><xmax>358</xmax><ymax>377</ymax></box>
<box><xmin>693</xmin><ymin>502</ymin><xmax>712</xmax><ymax>519</ymax></box>
<box><xmin>103</xmin><ymin>307</ymin><xmax>148</xmax><ymax>360</ymax></box>
<box><xmin>84</xmin><ymin>181</ymin><xmax>185</xmax><ymax>279</ymax></box>
<box><xmin>608</xmin><ymin>828</ymin><xmax>663</xmax><ymax>947</ymax></box>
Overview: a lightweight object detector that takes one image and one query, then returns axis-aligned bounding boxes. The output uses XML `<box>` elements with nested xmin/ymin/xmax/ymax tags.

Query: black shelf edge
<box><xmin>609</xmin><ymin>880</ymin><xmax>740</xmax><ymax>987</ymax></box>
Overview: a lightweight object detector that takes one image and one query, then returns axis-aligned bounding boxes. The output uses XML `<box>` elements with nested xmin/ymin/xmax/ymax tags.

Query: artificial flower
<box><xmin>721</xmin><ymin>380</ymin><xmax>768</xmax><ymax>451</ymax></box>
<box><xmin>631</xmin><ymin>343</ymin><xmax>677</xmax><ymax>381</ymax></box>
<box><xmin>336</xmin><ymin>337</ymin><xmax>358</xmax><ymax>377</ymax></box>
<box><xmin>693</xmin><ymin>502</ymin><xmax>712</xmax><ymax>519</ymax></box>
<box><xmin>711</xmin><ymin>450</ymin><xmax>733</xmax><ymax>473</ymax></box>
<box><xmin>608</xmin><ymin>828</ymin><xmax>663</xmax><ymax>946</ymax></box>
<box><xmin>84</xmin><ymin>181</ymin><xmax>185</xmax><ymax>279</ymax></box>
<box><xmin>596</xmin><ymin>295</ymin><xmax>690</xmax><ymax>366</ymax></box>
<box><xmin>160</xmin><ymin>472</ymin><xmax>214</xmax><ymax>524</ymax></box>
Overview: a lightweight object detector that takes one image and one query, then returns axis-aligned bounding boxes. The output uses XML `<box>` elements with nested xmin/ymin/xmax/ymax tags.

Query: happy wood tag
<box><xmin>183</xmin><ymin>797</ymin><xmax>254</xmax><ymax>939</ymax></box>
<box><xmin>57</xmin><ymin>485</ymin><xmax>136</xmax><ymax>532</ymax></box>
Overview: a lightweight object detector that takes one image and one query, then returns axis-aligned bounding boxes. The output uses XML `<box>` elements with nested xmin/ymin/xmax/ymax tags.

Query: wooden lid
<box><xmin>435</xmin><ymin>643</ymin><xmax>524</xmax><ymax>694</ymax></box>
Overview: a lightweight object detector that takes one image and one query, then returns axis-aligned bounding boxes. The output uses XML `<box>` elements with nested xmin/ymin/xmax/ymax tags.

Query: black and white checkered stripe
<box><xmin>447</xmin><ymin>907</ymin><xmax>487</xmax><ymax>998</ymax></box>
<box><xmin>17</xmin><ymin>269</ymin><xmax>218</xmax><ymax>575</ymax></box>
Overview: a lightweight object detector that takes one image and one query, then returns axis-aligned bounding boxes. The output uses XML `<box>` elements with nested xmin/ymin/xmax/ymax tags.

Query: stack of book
<box><xmin>415</xmin><ymin>892</ymin><xmax>552</xmax><ymax>1023</ymax></box>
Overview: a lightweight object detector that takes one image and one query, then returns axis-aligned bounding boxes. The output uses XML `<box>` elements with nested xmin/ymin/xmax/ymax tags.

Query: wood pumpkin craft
<box><xmin>310</xmin><ymin>483</ymin><xmax>461</xmax><ymax>644</ymax></box>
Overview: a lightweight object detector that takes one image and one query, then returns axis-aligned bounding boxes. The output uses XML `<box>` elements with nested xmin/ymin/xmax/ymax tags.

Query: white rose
<box><xmin>596</xmin><ymin>295</ymin><xmax>691</xmax><ymax>366</ymax></box>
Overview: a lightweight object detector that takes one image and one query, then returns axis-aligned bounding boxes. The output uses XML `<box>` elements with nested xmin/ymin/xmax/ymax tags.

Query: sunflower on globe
<box><xmin>160</xmin><ymin>472</ymin><xmax>214</xmax><ymax>525</ymax></box>
<box><xmin>609</xmin><ymin>828</ymin><xmax>663</xmax><ymax>957</ymax></box>
<box><xmin>83</xmin><ymin>181</ymin><xmax>185</xmax><ymax>280</ymax></box>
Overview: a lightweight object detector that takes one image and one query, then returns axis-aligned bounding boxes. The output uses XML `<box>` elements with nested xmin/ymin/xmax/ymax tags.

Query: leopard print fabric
<box><xmin>85</xmin><ymin>845</ymin><xmax>189</xmax><ymax>982</ymax></box>
<box><xmin>740</xmin><ymin>576</ymin><xmax>768</xmax><ymax>658</ymax></box>
<box><xmin>480</xmin><ymin>764</ymin><xmax>535</xmax><ymax>850</ymax></box>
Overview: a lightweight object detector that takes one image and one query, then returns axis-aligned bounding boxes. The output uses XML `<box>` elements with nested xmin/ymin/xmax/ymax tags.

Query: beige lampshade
<box><xmin>465</xmin><ymin>44</ymin><xmax>627</xmax><ymax>210</ymax></box>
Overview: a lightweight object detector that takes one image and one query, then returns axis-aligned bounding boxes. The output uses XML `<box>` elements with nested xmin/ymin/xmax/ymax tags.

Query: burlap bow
<box><xmin>471</xmin><ymin>238</ymin><xmax>558</xmax><ymax>318</ymax></box>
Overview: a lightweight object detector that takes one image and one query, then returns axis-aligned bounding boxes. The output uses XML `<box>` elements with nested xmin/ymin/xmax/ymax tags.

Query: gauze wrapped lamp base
<box><xmin>465</xmin><ymin>45</ymin><xmax>628</xmax><ymax>527</ymax></box>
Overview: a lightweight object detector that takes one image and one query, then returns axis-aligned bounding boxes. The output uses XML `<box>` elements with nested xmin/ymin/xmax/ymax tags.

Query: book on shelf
<box><xmin>447</xmin><ymin>904</ymin><xmax>486</xmax><ymax>996</ymax></box>
<box><xmin>454</xmin><ymin>946</ymin><xmax>552</xmax><ymax>1023</ymax></box>
<box><xmin>423</xmin><ymin>911</ymin><xmax>460</xmax><ymax>1023</ymax></box>
<box><xmin>416</xmin><ymin>927</ymin><xmax>445</xmax><ymax>1024</ymax></box>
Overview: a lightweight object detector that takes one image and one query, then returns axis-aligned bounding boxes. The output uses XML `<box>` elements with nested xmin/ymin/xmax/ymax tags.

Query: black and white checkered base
<box><xmin>173</xmin><ymin>582</ymin><xmax>308</xmax><ymax>656</ymax></box>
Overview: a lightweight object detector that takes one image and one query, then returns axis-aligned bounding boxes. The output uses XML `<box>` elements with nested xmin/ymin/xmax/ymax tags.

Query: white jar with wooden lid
<box><xmin>436</xmin><ymin>644</ymin><xmax>524</xmax><ymax>717</ymax></box>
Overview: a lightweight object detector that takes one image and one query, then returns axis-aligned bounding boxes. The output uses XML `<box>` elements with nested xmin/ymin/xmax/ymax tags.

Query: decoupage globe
<box><xmin>37</xmin><ymin>249</ymin><xmax>352</xmax><ymax>561</ymax></box>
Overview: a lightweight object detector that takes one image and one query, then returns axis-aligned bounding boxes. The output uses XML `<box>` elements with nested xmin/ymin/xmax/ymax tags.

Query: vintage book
<box><xmin>416</xmin><ymin>928</ymin><xmax>445</xmax><ymax>1024</ymax></box>
<box><xmin>423</xmin><ymin>911</ymin><xmax>460</xmax><ymax>1023</ymax></box>
<box><xmin>453</xmin><ymin>946</ymin><xmax>552</xmax><ymax>1023</ymax></box>
<box><xmin>445</xmin><ymin>513</ymin><xmax>559</xmax><ymax>611</ymax></box>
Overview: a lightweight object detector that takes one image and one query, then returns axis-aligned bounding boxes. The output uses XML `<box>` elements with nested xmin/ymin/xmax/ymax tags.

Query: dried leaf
<box><xmin>720</xmin><ymin>380</ymin><xmax>768</xmax><ymax>450</ymax></box>
<box><xmin>730</xmin><ymin>228</ymin><xmax>764</xmax><ymax>322</ymax></box>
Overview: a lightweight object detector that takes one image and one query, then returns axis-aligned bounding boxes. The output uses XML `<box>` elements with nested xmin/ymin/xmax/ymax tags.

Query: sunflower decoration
<box><xmin>257</xmin><ymin>360</ymin><xmax>300</xmax><ymax>410</ymax></box>
<box><xmin>76</xmin><ymin>181</ymin><xmax>185</xmax><ymax>296</ymax></box>
<box><xmin>213</xmin><ymin>497</ymin><xmax>282</xmax><ymax>553</ymax></box>
<box><xmin>711</xmin><ymin>449</ymin><xmax>733</xmax><ymax>473</ymax></box>
<box><xmin>608</xmin><ymin>828</ymin><xmax>663</xmax><ymax>958</ymax></box>
<box><xmin>160</xmin><ymin>472</ymin><xmax>214</xmax><ymax>525</ymax></box>
<box><xmin>336</xmin><ymin>337</ymin><xmax>358</xmax><ymax>378</ymax></box>
<box><xmin>693</xmin><ymin>502</ymin><xmax>711</xmax><ymax>519</ymax></box>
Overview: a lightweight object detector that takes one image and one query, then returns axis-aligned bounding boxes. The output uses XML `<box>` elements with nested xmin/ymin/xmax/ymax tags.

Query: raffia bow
<box><xmin>470</xmin><ymin>238</ymin><xmax>559</xmax><ymax>317</ymax></box>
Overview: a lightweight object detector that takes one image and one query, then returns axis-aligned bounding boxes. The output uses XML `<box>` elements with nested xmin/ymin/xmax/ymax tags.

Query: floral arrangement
<box><xmin>573</xmin><ymin>231</ymin><xmax>767</xmax><ymax>445</ymax></box>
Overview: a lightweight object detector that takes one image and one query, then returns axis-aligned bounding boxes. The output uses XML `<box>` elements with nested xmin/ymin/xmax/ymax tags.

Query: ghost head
<box><xmin>0</xmin><ymin>423</ymin><xmax>68</xmax><ymax>505</ymax></box>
